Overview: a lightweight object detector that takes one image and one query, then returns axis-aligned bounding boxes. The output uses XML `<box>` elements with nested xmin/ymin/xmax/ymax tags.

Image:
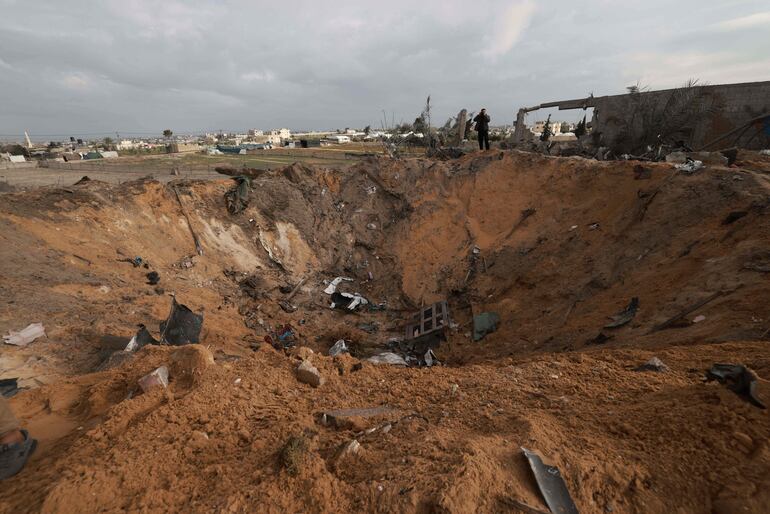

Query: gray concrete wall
<box><xmin>591</xmin><ymin>81</ymin><xmax>770</xmax><ymax>152</ymax></box>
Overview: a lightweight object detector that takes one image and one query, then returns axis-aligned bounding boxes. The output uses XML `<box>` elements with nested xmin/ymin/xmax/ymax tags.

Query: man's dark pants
<box><xmin>478</xmin><ymin>130</ymin><xmax>490</xmax><ymax>150</ymax></box>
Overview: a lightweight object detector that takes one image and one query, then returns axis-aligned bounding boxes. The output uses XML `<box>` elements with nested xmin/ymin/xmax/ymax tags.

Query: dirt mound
<box><xmin>1</xmin><ymin>151</ymin><xmax>770</xmax><ymax>512</ymax></box>
<box><xmin>3</xmin><ymin>342</ymin><xmax>770</xmax><ymax>513</ymax></box>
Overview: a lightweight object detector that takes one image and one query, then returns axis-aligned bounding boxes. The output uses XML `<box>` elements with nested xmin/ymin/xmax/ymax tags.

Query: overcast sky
<box><xmin>1</xmin><ymin>0</ymin><xmax>769</xmax><ymax>140</ymax></box>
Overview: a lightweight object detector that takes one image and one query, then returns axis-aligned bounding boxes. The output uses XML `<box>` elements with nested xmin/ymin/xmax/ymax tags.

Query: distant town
<box><xmin>0</xmin><ymin>119</ymin><xmax>578</xmax><ymax>165</ymax></box>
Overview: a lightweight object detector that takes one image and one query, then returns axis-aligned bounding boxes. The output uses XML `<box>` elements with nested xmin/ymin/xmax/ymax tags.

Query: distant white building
<box><xmin>248</xmin><ymin>129</ymin><xmax>264</xmax><ymax>137</ymax></box>
<box><xmin>326</xmin><ymin>135</ymin><xmax>351</xmax><ymax>144</ymax></box>
<box><xmin>117</xmin><ymin>139</ymin><xmax>136</xmax><ymax>150</ymax></box>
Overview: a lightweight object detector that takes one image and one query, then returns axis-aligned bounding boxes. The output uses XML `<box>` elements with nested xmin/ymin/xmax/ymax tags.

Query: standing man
<box><xmin>474</xmin><ymin>108</ymin><xmax>491</xmax><ymax>150</ymax></box>
<box><xmin>0</xmin><ymin>397</ymin><xmax>36</xmax><ymax>480</ymax></box>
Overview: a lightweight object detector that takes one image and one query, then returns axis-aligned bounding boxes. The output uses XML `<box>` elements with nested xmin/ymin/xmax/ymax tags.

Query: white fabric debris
<box><xmin>3</xmin><ymin>323</ymin><xmax>46</xmax><ymax>346</ymax></box>
<box><xmin>324</xmin><ymin>276</ymin><xmax>354</xmax><ymax>295</ymax></box>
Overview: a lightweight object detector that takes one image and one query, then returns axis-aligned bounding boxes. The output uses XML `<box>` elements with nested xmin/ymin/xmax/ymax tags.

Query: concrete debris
<box><xmin>328</xmin><ymin>340</ymin><xmax>349</xmax><ymax>357</ymax></box>
<box><xmin>337</xmin><ymin>439</ymin><xmax>361</xmax><ymax>458</ymax></box>
<box><xmin>138</xmin><ymin>366</ymin><xmax>169</xmax><ymax>393</ymax></box>
<box><xmin>296</xmin><ymin>360</ymin><xmax>324</xmax><ymax>387</ymax></box>
<box><xmin>366</xmin><ymin>352</ymin><xmax>408</xmax><ymax>366</ymax></box>
<box><xmin>692</xmin><ymin>315</ymin><xmax>706</xmax><ymax>324</ymax></box>
<box><xmin>665</xmin><ymin>151</ymin><xmax>688</xmax><ymax>164</ymax></box>
<box><xmin>3</xmin><ymin>323</ymin><xmax>46</xmax><ymax>347</ymax></box>
<box><xmin>634</xmin><ymin>357</ymin><xmax>668</xmax><ymax>372</ymax></box>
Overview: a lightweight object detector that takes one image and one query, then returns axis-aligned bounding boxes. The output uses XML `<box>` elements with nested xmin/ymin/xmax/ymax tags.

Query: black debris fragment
<box><xmin>159</xmin><ymin>298</ymin><xmax>203</xmax><ymax>346</ymax></box>
<box><xmin>146</xmin><ymin>271</ymin><xmax>160</xmax><ymax>285</ymax></box>
<box><xmin>706</xmin><ymin>364</ymin><xmax>766</xmax><ymax>409</ymax></box>
<box><xmin>0</xmin><ymin>378</ymin><xmax>20</xmax><ymax>398</ymax></box>
<box><xmin>521</xmin><ymin>448</ymin><xmax>579</xmax><ymax>514</ymax></box>
<box><xmin>604</xmin><ymin>297</ymin><xmax>639</xmax><ymax>329</ymax></box>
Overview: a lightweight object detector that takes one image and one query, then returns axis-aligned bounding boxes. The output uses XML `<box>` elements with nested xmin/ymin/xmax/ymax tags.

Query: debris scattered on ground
<box><xmin>334</xmin><ymin>439</ymin><xmax>361</xmax><ymax>461</ymax></box>
<box><xmin>328</xmin><ymin>340</ymin><xmax>349</xmax><ymax>357</ymax></box>
<box><xmin>675</xmin><ymin>159</ymin><xmax>704</xmax><ymax>173</ymax></box>
<box><xmin>473</xmin><ymin>312</ymin><xmax>500</xmax><ymax>341</ymax></box>
<box><xmin>0</xmin><ymin>378</ymin><xmax>20</xmax><ymax>398</ymax></box>
<box><xmin>423</xmin><ymin>348</ymin><xmax>439</xmax><ymax>367</ymax></box>
<box><xmin>224</xmin><ymin>176</ymin><xmax>251</xmax><ymax>214</ymax></box>
<box><xmin>330</xmin><ymin>291</ymin><xmax>369</xmax><ymax>311</ymax></box>
<box><xmin>284</xmin><ymin>276</ymin><xmax>307</xmax><ymax>301</ymax></box>
<box><xmin>145</xmin><ymin>271</ymin><xmax>160</xmax><ymax>285</ymax></box>
<box><xmin>159</xmin><ymin>298</ymin><xmax>204</xmax><ymax>346</ymax></box>
<box><xmin>238</xmin><ymin>274</ymin><xmax>263</xmax><ymax>299</ymax></box>
<box><xmin>604</xmin><ymin>297</ymin><xmax>639</xmax><ymax>328</ymax></box>
<box><xmin>405</xmin><ymin>301</ymin><xmax>449</xmax><ymax>341</ymax></box>
<box><xmin>138</xmin><ymin>366</ymin><xmax>169</xmax><ymax>393</ymax></box>
<box><xmin>692</xmin><ymin>315</ymin><xmax>706</xmax><ymax>324</ymax></box>
<box><xmin>366</xmin><ymin>352</ymin><xmax>408</xmax><ymax>366</ymax></box>
<box><xmin>3</xmin><ymin>323</ymin><xmax>46</xmax><ymax>347</ymax></box>
<box><xmin>118</xmin><ymin>255</ymin><xmax>145</xmax><ymax>268</ymax></box>
<box><xmin>265</xmin><ymin>325</ymin><xmax>295</xmax><ymax>350</ymax></box>
<box><xmin>649</xmin><ymin>290</ymin><xmax>731</xmax><ymax>333</ymax></box>
<box><xmin>323</xmin><ymin>276</ymin><xmax>353</xmax><ymax>295</ymax></box>
<box><xmin>634</xmin><ymin>356</ymin><xmax>668</xmax><ymax>372</ymax></box>
<box><xmin>296</xmin><ymin>360</ymin><xmax>324</xmax><ymax>387</ymax></box>
<box><xmin>706</xmin><ymin>364</ymin><xmax>765</xmax><ymax>409</ymax></box>
<box><xmin>278</xmin><ymin>300</ymin><xmax>297</xmax><ymax>313</ymax></box>
<box><xmin>521</xmin><ymin>447</ymin><xmax>579</xmax><ymax>514</ymax></box>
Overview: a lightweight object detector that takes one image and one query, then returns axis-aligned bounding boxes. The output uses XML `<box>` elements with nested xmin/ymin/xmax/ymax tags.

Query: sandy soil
<box><xmin>0</xmin><ymin>150</ymin><xmax>769</xmax><ymax>513</ymax></box>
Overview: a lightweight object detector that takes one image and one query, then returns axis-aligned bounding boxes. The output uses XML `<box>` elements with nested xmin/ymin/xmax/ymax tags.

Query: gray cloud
<box><xmin>1</xmin><ymin>0</ymin><xmax>769</xmax><ymax>139</ymax></box>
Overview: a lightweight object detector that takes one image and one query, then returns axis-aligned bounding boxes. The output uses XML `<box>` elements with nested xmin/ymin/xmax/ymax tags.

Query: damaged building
<box><xmin>514</xmin><ymin>80</ymin><xmax>770</xmax><ymax>155</ymax></box>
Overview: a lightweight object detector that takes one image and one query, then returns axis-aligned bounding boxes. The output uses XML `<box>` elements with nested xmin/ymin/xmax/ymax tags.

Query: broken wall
<box><xmin>591</xmin><ymin>81</ymin><xmax>770</xmax><ymax>153</ymax></box>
